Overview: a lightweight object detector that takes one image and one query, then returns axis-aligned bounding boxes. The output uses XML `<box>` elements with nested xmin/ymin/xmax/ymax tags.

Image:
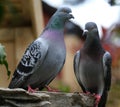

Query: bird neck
<box><xmin>45</xmin><ymin>15</ymin><xmax>65</xmax><ymax>30</ymax></box>
<box><xmin>83</xmin><ymin>36</ymin><xmax>104</xmax><ymax>56</ymax></box>
<box><xmin>41</xmin><ymin>29</ymin><xmax>64</xmax><ymax>41</ymax></box>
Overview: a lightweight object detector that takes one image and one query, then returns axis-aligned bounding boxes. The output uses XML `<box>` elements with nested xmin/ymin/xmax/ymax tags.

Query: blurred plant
<box><xmin>109</xmin><ymin>0</ymin><xmax>120</xmax><ymax>5</ymax></box>
<box><xmin>109</xmin><ymin>0</ymin><xmax>116</xmax><ymax>5</ymax></box>
<box><xmin>0</xmin><ymin>44</ymin><xmax>11</xmax><ymax>79</ymax></box>
<box><xmin>57</xmin><ymin>82</ymin><xmax>71</xmax><ymax>92</ymax></box>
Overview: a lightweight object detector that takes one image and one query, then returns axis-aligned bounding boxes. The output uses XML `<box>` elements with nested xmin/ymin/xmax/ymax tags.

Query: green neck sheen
<box><xmin>48</xmin><ymin>16</ymin><xmax>65</xmax><ymax>30</ymax></box>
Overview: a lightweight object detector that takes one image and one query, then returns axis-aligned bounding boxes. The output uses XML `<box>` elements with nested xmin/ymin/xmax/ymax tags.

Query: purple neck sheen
<box><xmin>41</xmin><ymin>29</ymin><xmax>64</xmax><ymax>41</ymax></box>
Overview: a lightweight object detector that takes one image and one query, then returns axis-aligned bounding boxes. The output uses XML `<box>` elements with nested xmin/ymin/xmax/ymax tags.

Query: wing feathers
<box><xmin>9</xmin><ymin>39</ymin><xmax>48</xmax><ymax>88</ymax></box>
<box><xmin>103</xmin><ymin>51</ymin><xmax>112</xmax><ymax>91</ymax></box>
<box><xmin>74</xmin><ymin>50</ymin><xmax>86</xmax><ymax>92</ymax></box>
<box><xmin>74</xmin><ymin>50</ymin><xmax>80</xmax><ymax>82</ymax></box>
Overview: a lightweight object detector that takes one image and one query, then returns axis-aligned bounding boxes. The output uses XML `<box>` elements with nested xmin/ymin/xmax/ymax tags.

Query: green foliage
<box><xmin>57</xmin><ymin>82</ymin><xmax>71</xmax><ymax>92</ymax></box>
<box><xmin>109</xmin><ymin>0</ymin><xmax>120</xmax><ymax>5</ymax></box>
<box><xmin>0</xmin><ymin>44</ymin><xmax>11</xmax><ymax>79</ymax></box>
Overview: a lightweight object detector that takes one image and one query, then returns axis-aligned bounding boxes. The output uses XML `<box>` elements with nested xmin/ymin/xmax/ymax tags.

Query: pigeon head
<box><xmin>85</xmin><ymin>22</ymin><xmax>98</xmax><ymax>31</ymax></box>
<box><xmin>46</xmin><ymin>7</ymin><xmax>74</xmax><ymax>29</ymax></box>
<box><xmin>82</xmin><ymin>22</ymin><xmax>103</xmax><ymax>53</ymax></box>
<box><xmin>83</xmin><ymin>22</ymin><xmax>99</xmax><ymax>39</ymax></box>
<box><xmin>57</xmin><ymin>7</ymin><xmax>74</xmax><ymax>20</ymax></box>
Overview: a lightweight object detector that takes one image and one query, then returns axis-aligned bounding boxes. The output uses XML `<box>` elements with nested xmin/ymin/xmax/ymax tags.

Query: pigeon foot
<box><xmin>27</xmin><ymin>85</ymin><xmax>39</xmax><ymax>93</ymax></box>
<box><xmin>45</xmin><ymin>85</ymin><xmax>60</xmax><ymax>92</ymax></box>
<box><xmin>81</xmin><ymin>91</ymin><xmax>91</xmax><ymax>95</ymax></box>
<box><xmin>94</xmin><ymin>94</ymin><xmax>101</xmax><ymax>107</ymax></box>
<box><xmin>85</xmin><ymin>91</ymin><xmax>91</xmax><ymax>95</ymax></box>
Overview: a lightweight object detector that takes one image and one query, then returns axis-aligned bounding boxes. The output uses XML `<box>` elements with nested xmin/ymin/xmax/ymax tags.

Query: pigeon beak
<box><xmin>68</xmin><ymin>13</ymin><xmax>74</xmax><ymax>19</ymax></box>
<box><xmin>82</xmin><ymin>29</ymin><xmax>88</xmax><ymax>37</ymax></box>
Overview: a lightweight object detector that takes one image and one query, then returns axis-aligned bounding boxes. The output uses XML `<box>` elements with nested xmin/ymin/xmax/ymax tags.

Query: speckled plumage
<box><xmin>9</xmin><ymin>7</ymin><xmax>74</xmax><ymax>90</ymax></box>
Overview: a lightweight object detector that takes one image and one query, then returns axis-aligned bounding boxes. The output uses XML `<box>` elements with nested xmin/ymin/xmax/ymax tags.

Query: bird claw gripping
<box><xmin>45</xmin><ymin>85</ymin><xmax>60</xmax><ymax>92</ymax></box>
<box><xmin>94</xmin><ymin>94</ymin><xmax>101</xmax><ymax>107</ymax></box>
<box><xmin>27</xmin><ymin>85</ymin><xmax>39</xmax><ymax>93</ymax></box>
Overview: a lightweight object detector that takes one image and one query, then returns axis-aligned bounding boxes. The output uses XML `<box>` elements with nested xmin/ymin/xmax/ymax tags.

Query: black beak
<box><xmin>81</xmin><ymin>29</ymin><xmax>88</xmax><ymax>40</ymax></box>
<box><xmin>68</xmin><ymin>13</ymin><xmax>74</xmax><ymax>19</ymax></box>
<box><xmin>82</xmin><ymin>29</ymin><xmax>88</xmax><ymax>37</ymax></box>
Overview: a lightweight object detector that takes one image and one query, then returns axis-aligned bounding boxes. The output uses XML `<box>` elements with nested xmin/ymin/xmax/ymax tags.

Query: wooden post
<box><xmin>29</xmin><ymin>0</ymin><xmax>44</xmax><ymax>37</ymax></box>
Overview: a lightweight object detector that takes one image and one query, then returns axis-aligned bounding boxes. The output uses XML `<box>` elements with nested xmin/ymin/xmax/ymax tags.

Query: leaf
<box><xmin>3</xmin><ymin>60</ymin><xmax>11</xmax><ymax>79</ymax></box>
<box><xmin>0</xmin><ymin>44</ymin><xmax>11</xmax><ymax>79</ymax></box>
<box><xmin>0</xmin><ymin>44</ymin><xmax>6</xmax><ymax>64</ymax></box>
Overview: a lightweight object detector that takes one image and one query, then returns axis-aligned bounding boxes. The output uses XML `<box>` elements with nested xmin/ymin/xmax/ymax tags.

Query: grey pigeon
<box><xmin>9</xmin><ymin>7</ymin><xmax>74</xmax><ymax>91</ymax></box>
<box><xmin>74</xmin><ymin>22</ymin><xmax>112</xmax><ymax>107</ymax></box>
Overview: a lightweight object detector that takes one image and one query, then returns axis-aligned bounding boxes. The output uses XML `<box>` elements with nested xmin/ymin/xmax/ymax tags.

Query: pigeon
<box><xmin>8</xmin><ymin>7</ymin><xmax>74</xmax><ymax>92</ymax></box>
<box><xmin>74</xmin><ymin>22</ymin><xmax>112</xmax><ymax>107</ymax></box>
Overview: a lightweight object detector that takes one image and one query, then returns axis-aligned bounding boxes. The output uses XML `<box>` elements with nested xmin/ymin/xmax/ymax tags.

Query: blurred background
<box><xmin>0</xmin><ymin>0</ymin><xmax>120</xmax><ymax>107</ymax></box>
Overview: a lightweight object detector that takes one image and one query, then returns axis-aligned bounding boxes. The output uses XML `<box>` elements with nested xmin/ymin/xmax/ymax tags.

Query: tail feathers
<box><xmin>8</xmin><ymin>71</ymin><xmax>26</xmax><ymax>89</ymax></box>
<box><xmin>8</xmin><ymin>77</ymin><xmax>24</xmax><ymax>89</ymax></box>
<box><xmin>98</xmin><ymin>90</ymin><xmax>108</xmax><ymax>107</ymax></box>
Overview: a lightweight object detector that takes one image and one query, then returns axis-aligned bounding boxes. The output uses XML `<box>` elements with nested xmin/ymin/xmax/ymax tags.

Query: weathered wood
<box><xmin>0</xmin><ymin>0</ymin><xmax>31</xmax><ymax>27</ymax></box>
<box><xmin>0</xmin><ymin>28</ymin><xmax>14</xmax><ymax>42</ymax></box>
<box><xmin>29</xmin><ymin>0</ymin><xmax>44</xmax><ymax>37</ymax></box>
<box><xmin>0</xmin><ymin>88</ymin><xmax>95</xmax><ymax>107</ymax></box>
<box><xmin>14</xmin><ymin>27</ymin><xmax>35</xmax><ymax>65</ymax></box>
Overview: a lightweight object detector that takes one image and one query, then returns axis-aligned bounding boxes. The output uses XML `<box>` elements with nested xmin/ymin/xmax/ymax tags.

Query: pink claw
<box><xmin>27</xmin><ymin>85</ymin><xmax>39</xmax><ymax>93</ymax></box>
<box><xmin>94</xmin><ymin>94</ymin><xmax>101</xmax><ymax>107</ymax></box>
<box><xmin>45</xmin><ymin>85</ymin><xmax>60</xmax><ymax>92</ymax></box>
<box><xmin>86</xmin><ymin>91</ymin><xmax>91</xmax><ymax>95</ymax></box>
<box><xmin>82</xmin><ymin>91</ymin><xmax>91</xmax><ymax>95</ymax></box>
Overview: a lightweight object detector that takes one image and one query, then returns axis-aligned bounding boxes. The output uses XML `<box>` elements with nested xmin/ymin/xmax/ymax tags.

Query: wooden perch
<box><xmin>0</xmin><ymin>88</ymin><xmax>95</xmax><ymax>107</ymax></box>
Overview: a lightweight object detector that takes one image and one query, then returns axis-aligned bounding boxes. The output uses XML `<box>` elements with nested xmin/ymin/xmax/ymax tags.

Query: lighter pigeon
<box><xmin>74</xmin><ymin>22</ymin><xmax>112</xmax><ymax>107</ymax></box>
<box><xmin>9</xmin><ymin>7</ymin><xmax>74</xmax><ymax>91</ymax></box>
